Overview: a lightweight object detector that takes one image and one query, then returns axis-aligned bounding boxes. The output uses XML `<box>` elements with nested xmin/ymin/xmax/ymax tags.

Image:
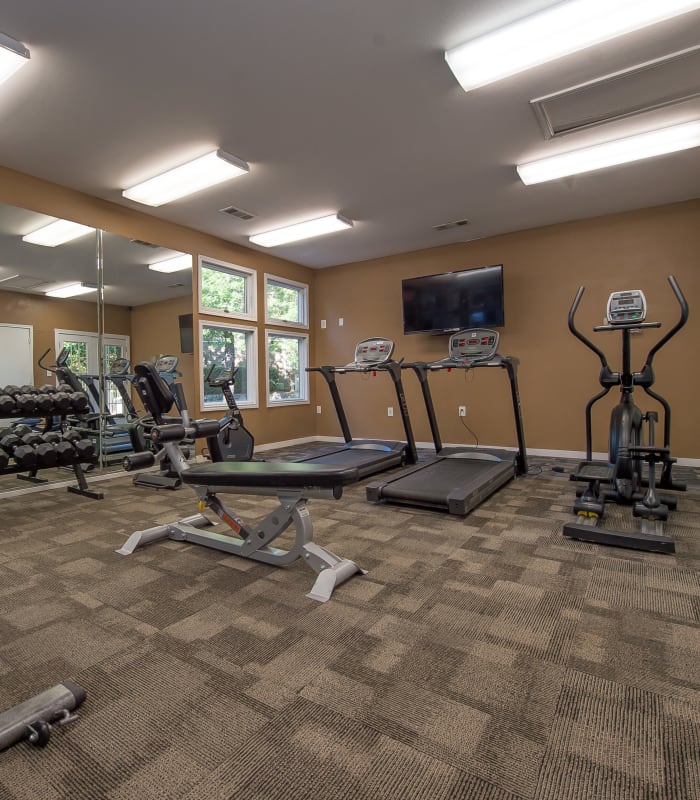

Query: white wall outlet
<box><xmin>316</xmin><ymin>405</ymin><xmax>322</xmax><ymax>414</ymax></box>
<box><xmin>338</xmin><ymin>317</ymin><xmax>344</xmax><ymax>326</ymax></box>
<box><xmin>321</xmin><ymin>319</ymin><xmax>327</xmax><ymax>329</ymax></box>
<box><xmin>458</xmin><ymin>405</ymin><xmax>466</xmax><ymax>417</ymax></box>
<box><xmin>387</xmin><ymin>406</ymin><xmax>394</xmax><ymax>417</ymax></box>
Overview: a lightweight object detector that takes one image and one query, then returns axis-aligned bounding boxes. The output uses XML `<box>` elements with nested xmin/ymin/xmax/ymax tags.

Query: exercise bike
<box><xmin>202</xmin><ymin>363</ymin><xmax>255</xmax><ymax>462</ymax></box>
<box><xmin>563</xmin><ymin>275</ymin><xmax>688</xmax><ymax>554</ymax></box>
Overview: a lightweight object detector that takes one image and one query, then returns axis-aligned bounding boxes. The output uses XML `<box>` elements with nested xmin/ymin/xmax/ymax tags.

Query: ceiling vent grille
<box><xmin>129</xmin><ymin>238</ymin><xmax>160</xmax><ymax>248</ymax></box>
<box><xmin>220</xmin><ymin>205</ymin><xmax>255</xmax><ymax>221</ymax></box>
<box><xmin>0</xmin><ymin>274</ymin><xmax>45</xmax><ymax>290</ymax></box>
<box><xmin>433</xmin><ymin>218</ymin><xmax>469</xmax><ymax>232</ymax></box>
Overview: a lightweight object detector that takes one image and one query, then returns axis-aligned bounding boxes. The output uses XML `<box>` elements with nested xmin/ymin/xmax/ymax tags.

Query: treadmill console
<box><xmin>449</xmin><ymin>328</ymin><xmax>499</xmax><ymax>364</ymax></box>
<box><xmin>352</xmin><ymin>338</ymin><xmax>395</xmax><ymax>366</ymax></box>
<box><xmin>606</xmin><ymin>289</ymin><xmax>646</xmax><ymax>324</ymax></box>
<box><xmin>205</xmin><ymin>363</ymin><xmax>234</xmax><ymax>386</ymax></box>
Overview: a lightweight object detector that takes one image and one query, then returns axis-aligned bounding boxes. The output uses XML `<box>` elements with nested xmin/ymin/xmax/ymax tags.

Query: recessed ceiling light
<box><xmin>517</xmin><ymin>119</ymin><xmax>700</xmax><ymax>184</ymax></box>
<box><xmin>0</xmin><ymin>31</ymin><xmax>30</xmax><ymax>86</ymax></box>
<box><xmin>148</xmin><ymin>253</ymin><xmax>193</xmax><ymax>273</ymax></box>
<box><xmin>445</xmin><ymin>0</ymin><xmax>700</xmax><ymax>92</ymax></box>
<box><xmin>122</xmin><ymin>150</ymin><xmax>249</xmax><ymax>207</ymax></box>
<box><xmin>22</xmin><ymin>219</ymin><xmax>95</xmax><ymax>247</ymax></box>
<box><xmin>249</xmin><ymin>214</ymin><xmax>353</xmax><ymax>247</ymax></box>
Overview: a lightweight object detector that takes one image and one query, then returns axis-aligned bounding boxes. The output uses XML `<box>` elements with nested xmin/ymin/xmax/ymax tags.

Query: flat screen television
<box><xmin>178</xmin><ymin>313</ymin><xmax>194</xmax><ymax>354</ymax></box>
<box><xmin>402</xmin><ymin>264</ymin><xmax>504</xmax><ymax>335</ymax></box>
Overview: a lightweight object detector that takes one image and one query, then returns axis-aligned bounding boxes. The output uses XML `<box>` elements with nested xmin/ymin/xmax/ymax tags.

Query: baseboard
<box><xmin>254</xmin><ymin>437</ymin><xmax>700</xmax><ymax>468</ymax></box>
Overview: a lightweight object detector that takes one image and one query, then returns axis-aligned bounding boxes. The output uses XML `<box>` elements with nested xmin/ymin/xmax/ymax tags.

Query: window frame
<box><xmin>264</xmin><ymin>273</ymin><xmax>309</xmax><ymax>329</ymax></box>
<box><xmin>265</xmin><ymin>328</ymin><xmax>310</xmax><ymax>407</ymax></box>
<box><xmin>198</xmin><ymin>255</ymin><xmax>257</xmax><ymax>322</ymax></box>
<box><xmin>199</xmin><ymin>319</ymin><xmax>258</xmax><ymax>411</ymax></box>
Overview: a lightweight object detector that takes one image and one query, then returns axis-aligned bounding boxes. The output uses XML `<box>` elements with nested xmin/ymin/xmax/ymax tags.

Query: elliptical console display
<box><xmin>606</xmin><ymin>289</ymin><xmax>646</xmax><ymax>325</ymax></box>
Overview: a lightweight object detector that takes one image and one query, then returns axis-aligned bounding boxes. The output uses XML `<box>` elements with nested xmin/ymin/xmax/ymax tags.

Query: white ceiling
<box><xmin>1</xmin><ymin>0</ymin><xmax>699</xmax><ymax>280</ymax></box>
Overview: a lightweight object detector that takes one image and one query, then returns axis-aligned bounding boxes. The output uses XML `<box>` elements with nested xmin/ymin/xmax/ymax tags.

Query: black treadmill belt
<box><xmin>385</xmin><ymin>458</ymin><xmax>505</xmax><ymax>502</ymax></box>
<box><xmin>371</xmin><ymin>452</ymin><xmax>517</xmax><ymax>515</ymax></box>
<box><xmin>300</xmin><ymin>446</ymin><xmax>404</xmax><ymax>478</ymax></box>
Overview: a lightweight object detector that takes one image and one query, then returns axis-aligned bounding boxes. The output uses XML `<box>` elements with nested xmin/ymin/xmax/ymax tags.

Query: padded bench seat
<box><xmin>182</xmin><ymin>461</ymin><xmax>360</xmax><ymax>492</ymax></box>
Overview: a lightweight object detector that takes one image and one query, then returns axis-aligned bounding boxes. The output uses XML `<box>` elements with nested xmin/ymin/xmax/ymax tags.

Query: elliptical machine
<box><xmin>563</xmin><ymin>275</ymin><xmax>688</xmax><ymax>554</ymax></box>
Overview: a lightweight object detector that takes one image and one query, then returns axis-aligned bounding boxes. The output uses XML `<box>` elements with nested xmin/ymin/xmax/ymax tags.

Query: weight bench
<box><xmin>117</xmin><ymin>362</ymin><xmax>366</xmax><ymax>602</ymax></box>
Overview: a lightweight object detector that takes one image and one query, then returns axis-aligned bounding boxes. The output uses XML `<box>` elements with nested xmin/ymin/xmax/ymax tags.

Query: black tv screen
<box><xmin>178</xmin><ymin>313</ymin><xmax>194</xmax><ymax>354</ymax></box>
<box><xmin>402</xmin><ymin>264</ymin><xmax>504</xmax><ymax>335</ymax></box>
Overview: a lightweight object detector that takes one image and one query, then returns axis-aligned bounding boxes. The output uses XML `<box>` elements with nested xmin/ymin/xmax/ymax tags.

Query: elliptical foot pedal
<box><xmin>570</xmin><ymin>461</ymin><xmax>616</xmax><ymax>483</ymax></box>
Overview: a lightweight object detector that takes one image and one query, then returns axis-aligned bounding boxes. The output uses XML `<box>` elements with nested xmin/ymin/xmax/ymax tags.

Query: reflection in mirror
<box><xmin>0</xmin><ymin>202</ymin><xmax>193</xmax><ymax>494</ymax></box>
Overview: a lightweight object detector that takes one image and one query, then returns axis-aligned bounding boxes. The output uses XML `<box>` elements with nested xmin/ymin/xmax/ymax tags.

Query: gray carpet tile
<box><xmin>0</xmin><ymin>447</ymin><xmax>698</xmax><ymax>799</ymax></box>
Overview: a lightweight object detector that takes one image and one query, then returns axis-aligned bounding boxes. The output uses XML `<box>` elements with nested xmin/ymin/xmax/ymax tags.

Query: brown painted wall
<box><xmin>0</xmin><ymin>167</ymin><xmax>318</xmax><ymax>444</ymax></box>
<box><xmin>0</xmin><ymin>289</ymin><xmax>130</xmax><ymax>385</ymax></box>
<box><xmin>314</xmin><ymin>200</ymin><xmax>700</xmax><ymax>459</ymax></box>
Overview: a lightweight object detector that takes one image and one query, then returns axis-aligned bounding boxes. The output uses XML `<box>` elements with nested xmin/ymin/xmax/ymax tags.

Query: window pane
<box><xmin>202</xmin><ymin>325</ymin><xmax>250</xmax><ymax>404</ymax></box>
<box><xmin>201</xmin><ymin>262</ymin><xmax>248</xmax><ymax>315</ymax></box>
<box><xmin>267</xmin><ymin>281</ymin><xmax>302</xmax><ymax>323</ymax></box>
<box><xmin>268</xmin><ymin>333</ymin><xmax>306</xmax><ymax>402</ymax></box>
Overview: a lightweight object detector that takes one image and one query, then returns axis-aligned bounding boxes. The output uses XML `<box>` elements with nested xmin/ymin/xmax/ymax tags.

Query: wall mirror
<box><xmin>0</xmin><ymin>201</ymin><xmax>193</xmax><ymax>495</ymax></box>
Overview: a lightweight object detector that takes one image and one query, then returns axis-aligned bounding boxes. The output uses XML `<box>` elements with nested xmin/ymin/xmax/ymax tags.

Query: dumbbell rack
<box><xmin>0</xmin><ymin>384</ymin><xmax>103</xmax><ymax>500</ymax></box>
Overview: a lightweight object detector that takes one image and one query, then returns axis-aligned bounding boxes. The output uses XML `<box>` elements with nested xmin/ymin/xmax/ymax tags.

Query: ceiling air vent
<box><xmin>129</xmin><ymin>238</ymin><xmax>160</xmax><ymax>248</ymax></box>
<box><xmin>433</xmin><ymin>218</ymin><xmax>469</xmax><ymax>232</ymax></box>
<box><xmin>220</xmin><ymin>205</ymin><xmax>255</xmax><ymax>221</ymax></box>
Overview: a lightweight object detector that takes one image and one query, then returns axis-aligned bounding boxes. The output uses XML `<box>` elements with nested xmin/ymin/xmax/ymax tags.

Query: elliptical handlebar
<box><xmin>643</xmin><ymin>275</ymin><xmax>688</xmax><ymax>368</ymax></box>
<box><xmin>568</xmin><ymin>286</ymin><xmax>609</xmax><ymax>368</ymax></box>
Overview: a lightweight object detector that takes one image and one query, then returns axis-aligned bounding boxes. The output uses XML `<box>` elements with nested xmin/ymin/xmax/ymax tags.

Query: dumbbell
<box><xmin>0</xmin><ymin>393</ymin><xmax>16</xmax><ymax>415</ymax></box>
<box><xmin>42</xmin><ymin>432</ymin><xmax>78</xmax><ymax>466</ymax></box>
<box><xmin>63</xmin><ymin>430</ymin><xmax>96</xmax><ymax>462</ymax></box>
<box><xmin>0</xmin><ymin>434</ymin><xmax>39</xmax><ymax>471</ymax></box>
<box><xmin>69</xmin><ymin>393</ymin><xmax>90</xmax><ymax>413</ymax></box>
<box><xmin>20</xmin><ymin>434</ymin><xmax>58</xmax><ymax>469</ymax></box>
<box><xmin>0</xmin><ymin>449</ymin><xmax>8</xmax><ymax>471</ymax></box>
<box><xmin>2</xmin><ymin>388</ymin><xmax>37</xmax><ymax>415</ymax></box>
<box><xmin>51</xmin><ymin>392</ymin><xmax>73</xmax><ymax>414</ymax></box>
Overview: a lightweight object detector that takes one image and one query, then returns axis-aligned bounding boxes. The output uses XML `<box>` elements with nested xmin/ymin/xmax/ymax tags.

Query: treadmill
<box><xmin>366</xmin><ymin>328</ymin><xmax>527</xmax><ymax>515</ymax></box>
<box><xmin>299</xmin><ymin>337</ymin><xmax>418</xmax><ymax>478</ymax></box>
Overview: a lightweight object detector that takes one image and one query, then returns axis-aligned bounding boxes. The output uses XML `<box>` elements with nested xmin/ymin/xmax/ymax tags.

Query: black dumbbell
<box><xmin>42</xmin><ymin>432</ymin><xmax>76</xmax><ymax>466</ymax></box>
<box><xmin>52</xmin><ymin>392</ymin><xmax>73</xmax><ymax>414</ymax></box>
<box><xmin>63</xmin><ymin>430</ymin><xmax>96</xmax><ymax>462</ymax></box>
<box><xmin>0</xmin><ymin>449</ymin><xmax>8</xmax><ymax>471</ymax></box>
<box><xmin>0</xmin><ymin>435</ymin><xmax>39</xmax><ymax>471</ymax></box>
<box><xmin>0</xmin><ymin>394</ymin><xmax>16</xmax><ymax>414</ymax></box>
<box><xmin>69</xmin><ymin>393</ymin><xmax>90</xmax><ymax>413</ymax></box>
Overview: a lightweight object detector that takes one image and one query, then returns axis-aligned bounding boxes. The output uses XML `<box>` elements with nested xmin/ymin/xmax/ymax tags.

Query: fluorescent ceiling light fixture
<box><xmin>22</xmin><ymin>219</ymin><xmax>95</xmax><ymax>247</ymax></box>
<box><xmin>445</xmin><ymin>0</ymin><xmax>700</xmax><ymax>91</ymax></box>
<box><xmin>122</xmin><ymin>149</ymin><xmax>249</xmax><ymax>206</ymax></box>
<box><xmin>0</xmin><ymin>31</ymin><xmax>30</xmax><ymax>86</ymax></box>
<box><xmin>148</xmin><ymin>253</ymin><xmax>193</xmax><ymax>273</ymax></box>
<box><xmin>517</xmin><ymin>119</ymin><xmax>700</xmax><ymax>185</ymax></box>
<box><xmin>45</xmin><ymin>282</ymin><xmax>97</xmax><ymax>299</ymax></box>
<box><xmin>249</xmin><ymin>214</ymin><xmax>353</xmax><ymax>247</ymax></box>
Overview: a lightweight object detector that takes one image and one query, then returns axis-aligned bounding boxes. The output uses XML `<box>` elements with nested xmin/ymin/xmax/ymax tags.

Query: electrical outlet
<box><xmin>458</xmin><ymin>406</ymin><xmax>466</xmax><ymax>417</ymax></box>
<box><xmin>338</xmin><ymin>317</ymin><xmax>344</xmax><ymax>326</ymax></box>
<box><xmin>321</xmin><ymin>319</ymin><xmax>327</xmax><ymax>329</ymax></box>
<box><xmin>316</xmin><ymin>405</ymin><xmax>322</xmax><ymax>414</ymax></box>
<box><xmin>387</xmin><ymin>406</ymin><xmax>394</xmax><ymax>417</ymax></box>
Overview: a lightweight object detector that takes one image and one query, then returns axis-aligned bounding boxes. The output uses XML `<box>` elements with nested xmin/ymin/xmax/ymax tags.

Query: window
<box><xmin>199</xmin><ymin>256</ymin><xmax>257</xmax><ymax>321</ymax></box>
<box><xmin>200</xmin><ymin>321</ymin><xmax>257</xmax><ymax>409</ymax></box>
<box><xmin>266</xmin><ymin>330</ymin><xmax>309</xmax><ymax>405</ymax></box>
<box><xmin>265</xmin><ymin>274</ymin><xmax>308</xmax><ymax>328</ymax></box>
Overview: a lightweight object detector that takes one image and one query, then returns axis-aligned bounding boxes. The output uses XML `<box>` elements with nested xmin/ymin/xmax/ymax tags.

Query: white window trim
<box><xmin>198</xmin><ymin>255</ymin><xmax>257</xmax><ymax>322</ymax></box>
<box><xmin>199</xmin><ymin>319</ymin><xmax>258</xmax><ymax>411</ymax></box>
<box><xmin>265</xmin><ymin>328</ymin><xmax>310</xmax><ymax>407</ymax></box>
<box><xmin>264</xmin><ymin>272</ymin><xmax>309</xmax><ymax>329</ymax></box>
